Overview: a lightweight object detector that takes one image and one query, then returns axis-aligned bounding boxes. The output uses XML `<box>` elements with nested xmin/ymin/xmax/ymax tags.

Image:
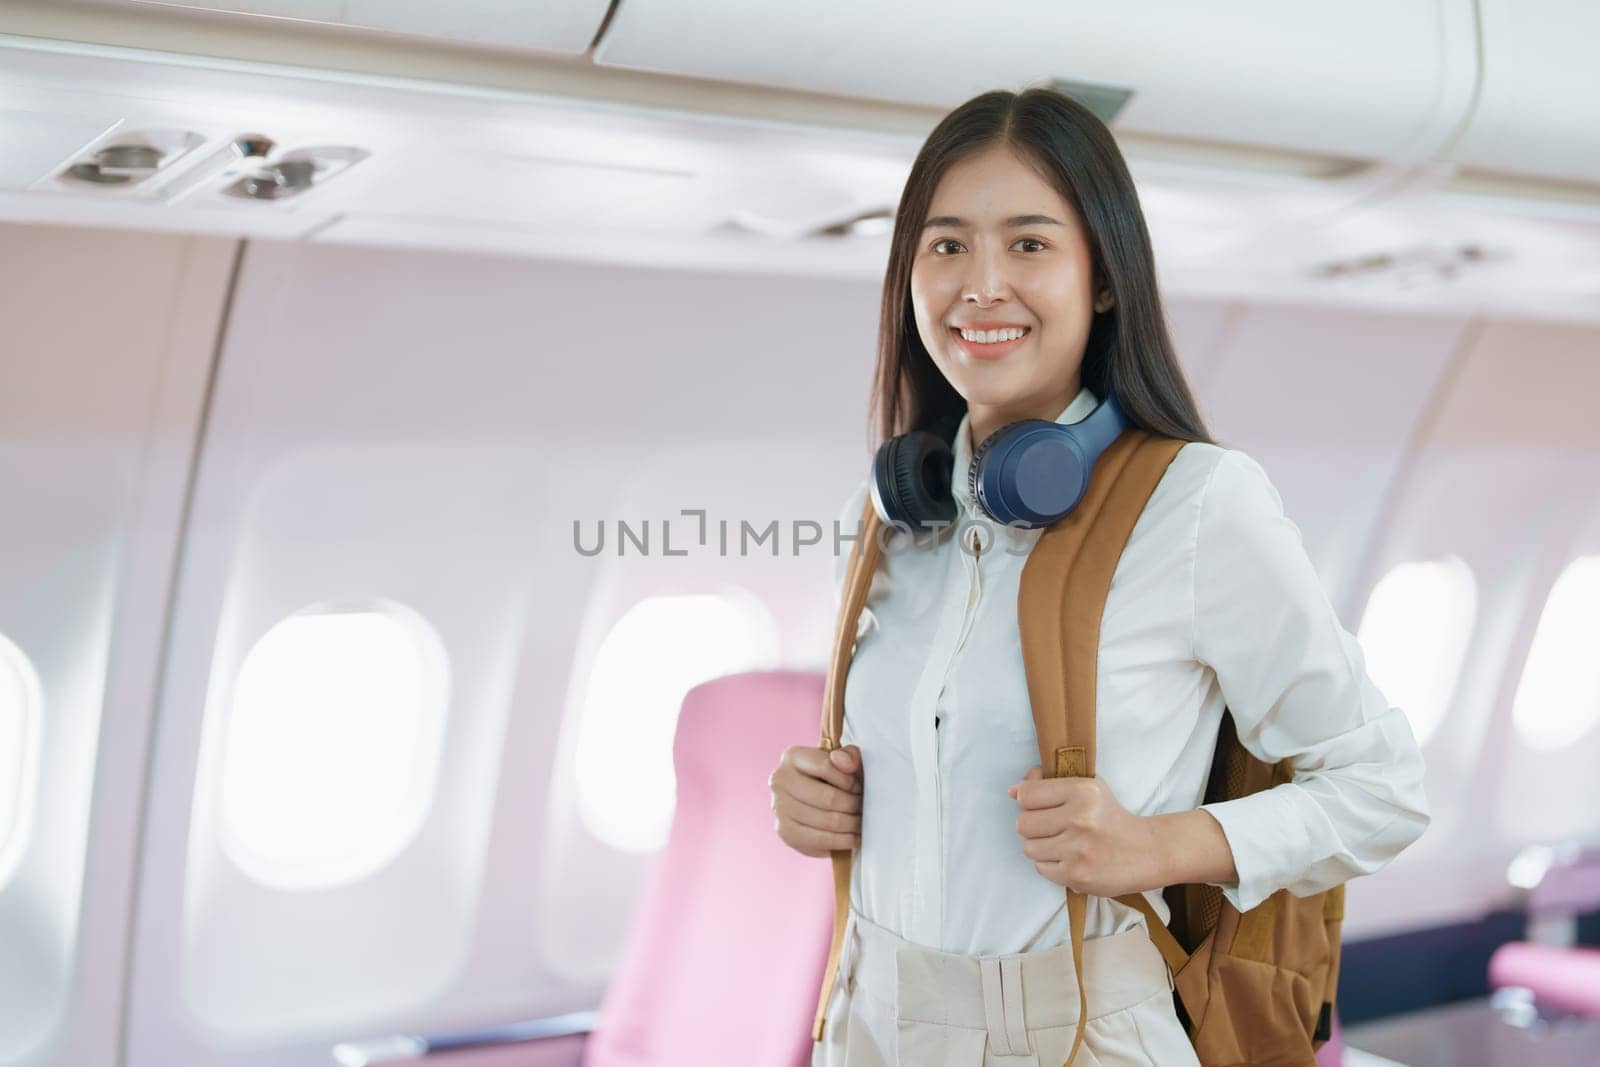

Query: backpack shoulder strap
<box><xmin>821</xmin><ymin>495</ymin><xmax>883</xmax><ymax>750</ymax></box>
<box><xmin>811</xmin><ymin>494</ymin><xmax>882</xmax><ymax>1041</ymax></box>
<box><xmin>1020</xmin><ymin>429</ymin><xmax>1183</xmax><ymax>773</ymax></box>
<box><xmin>1017</xmin><ymin>429</ymin><xmax>1189</xmax><ymax>1066</ymax></box>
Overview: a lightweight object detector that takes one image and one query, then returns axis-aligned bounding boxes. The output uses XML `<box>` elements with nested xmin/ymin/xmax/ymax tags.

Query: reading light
<box><xmin>1312</xmin><ymin>243</ymin><xmax>1494</xmax><ymax>288</ymax></box>
<box><xmin>811</xmin><ymin>208</ymin><xmax>895</xmax><ymax>238</ymax></box>
<box><xmin>55</xmin><ymin>131</ymin><xmax>204</xmax><ymax>190</ymax></box>
<box><xmin>225</xmin><ymin>159</ymin><xmax>317</xmax><ymax>200</ymax></box>
<box><xmin>62</xmin><ymin>144</ymin><xmax>164</xmax><ymax>186</ymax></box>
<box><xmin>219</xmin><ymin>146</ymin><xmax>369</xmax><ymax>202</ymax></box>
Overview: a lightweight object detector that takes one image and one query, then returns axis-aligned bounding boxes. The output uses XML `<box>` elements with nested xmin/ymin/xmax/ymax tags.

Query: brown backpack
<box><xmin>811</xmin><ymin>428</ymin><xmax>1344</xmax><ymax>1067</ymax></box>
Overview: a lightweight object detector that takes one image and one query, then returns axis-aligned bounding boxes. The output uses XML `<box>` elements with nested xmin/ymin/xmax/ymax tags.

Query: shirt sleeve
<box><xmin>1191</xmin><ymin>449</ymin><xmax>1431</xmax><ymax>913</ymax></box>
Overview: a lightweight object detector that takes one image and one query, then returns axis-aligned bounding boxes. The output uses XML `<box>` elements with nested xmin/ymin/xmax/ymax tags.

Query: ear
<box><xmin>1094</xmin><ymin>288</ymin><xmax>1115</xmax><ymax>313</ymax></box>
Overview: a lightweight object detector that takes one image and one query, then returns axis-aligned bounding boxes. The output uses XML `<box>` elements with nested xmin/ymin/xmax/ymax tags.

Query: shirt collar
<box><xmin>950</xmin><ymin>384</ymin><xmax>1100</xmax><ymax>517</ymax></box>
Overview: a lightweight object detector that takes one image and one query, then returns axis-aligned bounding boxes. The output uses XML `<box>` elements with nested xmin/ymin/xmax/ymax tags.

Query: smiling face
<box><xmin>909</xmin><ymin>142</ymin><xmax>1112</xmax><ymax>447</ymax></box>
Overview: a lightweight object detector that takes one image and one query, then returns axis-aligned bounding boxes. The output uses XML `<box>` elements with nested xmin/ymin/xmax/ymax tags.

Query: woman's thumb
<box><xmin>830</xmin><ymin>745</ymin><xmax>859</xmax><ymax>772</ymax></box>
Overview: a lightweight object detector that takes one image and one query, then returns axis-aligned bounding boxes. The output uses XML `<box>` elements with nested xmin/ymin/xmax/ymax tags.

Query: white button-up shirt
<box><xmin>833</xmin><ymin>385</ymin><xmax>1430</xmax><ymax>956</ymax></box>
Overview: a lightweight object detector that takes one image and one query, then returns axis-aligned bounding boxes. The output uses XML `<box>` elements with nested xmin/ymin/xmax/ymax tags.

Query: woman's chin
<box><xmin>949</xmin><ymin>364</ymin><xmax>1027</xmax><ymax>402</ymax></box>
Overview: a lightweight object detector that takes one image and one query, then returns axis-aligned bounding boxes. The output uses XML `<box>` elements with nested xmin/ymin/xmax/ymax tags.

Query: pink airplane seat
<box><xmin>1490</xmin><ymin>943</ymin><xmax>1600</xmax><ymax>1017</ymax></box>
<box><xmin>1488</xmin><ymin>844</ymin><xmax>1600</xmax><ymax>1021</ymax></box>
<box><xmin>581</xmin><ymin>669</ymin><xmax>836</xmax><ymax>1067</ymax></box>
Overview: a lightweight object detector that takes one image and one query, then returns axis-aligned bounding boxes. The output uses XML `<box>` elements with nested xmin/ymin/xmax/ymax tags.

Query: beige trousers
<box><xmin>812</xmin><ymin>909</ymin><xmax>1202</xmax><ymax>1067</ymax></box>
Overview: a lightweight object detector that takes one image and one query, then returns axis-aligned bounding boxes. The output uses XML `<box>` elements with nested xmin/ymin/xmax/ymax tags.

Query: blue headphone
<box><xmin>870</xmin><ymin>392</ymin><xmax>1131</xmax><ymax>532</ymax></box>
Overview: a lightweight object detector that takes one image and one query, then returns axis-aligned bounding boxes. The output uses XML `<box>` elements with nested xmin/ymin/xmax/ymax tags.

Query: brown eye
<box><xmin>1015</xmin><ymin>238</ymin><xmax>1046</xmax><ymax>252</ymax></box>
<box><xmin>932</xmin><ymin>239</ymin><xmax>964</xmax><ymax>254</ymax></box>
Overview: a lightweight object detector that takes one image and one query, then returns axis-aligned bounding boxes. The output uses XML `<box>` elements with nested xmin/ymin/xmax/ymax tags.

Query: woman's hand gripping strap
<box><xmin>811</xmin><ymin>499</ymin><xmax>883</xmax><ymax>1042</ymax></box>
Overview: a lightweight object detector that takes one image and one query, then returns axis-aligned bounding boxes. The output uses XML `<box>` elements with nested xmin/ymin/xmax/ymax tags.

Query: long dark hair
<box><xmin>869</xmin><ymin>86</ymin><xmax>1214</xmax><ymax>449</ymax></box>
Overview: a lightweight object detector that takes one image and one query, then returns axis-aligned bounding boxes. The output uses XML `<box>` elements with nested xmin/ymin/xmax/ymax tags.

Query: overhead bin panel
<box><xmin>1453</xmin><ymin>0</ymin><xmax>1600</xmax><ymax>186</ymax></box>
<box><xmin>95</xmin><ymin>0</ymin><xmax>611</xmax><ymax>54</ymax></box>
<box><xmin>595</xmin><ymin>0</ymin><xmax>1472</xmax><ymax>163</ymax></box>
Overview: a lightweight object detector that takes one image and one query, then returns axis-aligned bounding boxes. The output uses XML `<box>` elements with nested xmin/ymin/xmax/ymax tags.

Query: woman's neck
<box><xmin>967</xmin><ymin>379</ymin><xmax>1081</xmax><ymax>449</ymax></box>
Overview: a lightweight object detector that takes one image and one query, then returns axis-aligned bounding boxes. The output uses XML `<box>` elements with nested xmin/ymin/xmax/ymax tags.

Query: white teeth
<box><xmin>959</xmin><ymin>327</ymin><xmax>1027</xmax><ymax>343</ymax></box>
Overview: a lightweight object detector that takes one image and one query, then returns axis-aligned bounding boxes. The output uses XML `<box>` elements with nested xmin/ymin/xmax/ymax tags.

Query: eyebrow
<box><xmin>922</xmin><ymin>214</ymin><xmax>1065</xmax><ymax>230</ymax></box>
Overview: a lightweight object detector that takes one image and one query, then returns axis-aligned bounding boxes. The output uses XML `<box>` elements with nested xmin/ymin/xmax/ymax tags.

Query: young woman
<box><xmin>769</xmin><ymin>87</ymin><xmax>1430</xmax><ymax>1066</ymax></box>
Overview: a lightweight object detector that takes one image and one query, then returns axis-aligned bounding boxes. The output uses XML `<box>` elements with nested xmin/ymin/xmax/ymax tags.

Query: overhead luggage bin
<box><xmin>79</xmin><ymin>0</ymin><xmax>613</xmax><ymax>55</ymax></box>
<box><xmin>1447</xmin><ymin>0</ymin><xmax>1600</xmax><ymax>194</ymax></box>
<box><xmin>594</xmin><ymin>0</ymin><xmax>1479</xmax><ymax>168</ymax></box>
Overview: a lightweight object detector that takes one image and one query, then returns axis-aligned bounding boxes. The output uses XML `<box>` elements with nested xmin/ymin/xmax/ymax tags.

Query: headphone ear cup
<box><xmin>968</xmin><ymin>420</ymin><xmax>1029</xmax><ymax>519</ymax></box>
<box><xmin>965</xmin><ymin>393</ymin><xmax>1132</xmax><ymax>529</ymax></box>
<box><xmin>972</xmin><ymin>420</ymin><xmax>1090</xmax><ymax>527</ymax></box>
<box><xmin>873</xmin><ymin>430</ymin><xmax>955</xmax><ymax>530</ymax></box>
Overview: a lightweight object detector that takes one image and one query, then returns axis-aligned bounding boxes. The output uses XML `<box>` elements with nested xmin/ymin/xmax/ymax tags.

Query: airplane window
<box><xmin>0</xmin><ymin>632</ymin><xmax>42</xmax><ymax>888</ymax></box>
<box><xmin>217</xmin><ymin>603</ymin><xmax>450</xmax><ymax>890</ymax></box>
<box><xmin>575</xmin><ymin>590</ymin><xmax>779</xmax><ymax>853</ymax></box>
<box><xmin>1513</xmin><ymin>555</ymin><xmax>1600</xmax><ymax>751</ymax></box>
<box><xmin>1356</xmin><ymin>557</ymin><xmax>1476</xmax><ymax>747</ymax></box>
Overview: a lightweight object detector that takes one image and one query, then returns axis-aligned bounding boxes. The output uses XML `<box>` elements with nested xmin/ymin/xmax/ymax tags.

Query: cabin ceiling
<box><xmin>0</xmin><ymin>0</ymin><xmax>1597</xmax><ymax>321</ymax></box>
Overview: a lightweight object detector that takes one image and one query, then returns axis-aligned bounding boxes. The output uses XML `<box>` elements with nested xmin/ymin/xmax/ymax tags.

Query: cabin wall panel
<box><xmin>0</xmin><ymin>221</ymin><xmax>234</xmax><ymax>1067</ymax></box>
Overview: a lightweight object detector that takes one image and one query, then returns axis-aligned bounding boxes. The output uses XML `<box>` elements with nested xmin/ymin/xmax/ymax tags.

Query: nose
<box><xmin>962</xmin><ymin>246</ymin><xmax>1012</xmax><ymax>306</ymax></box>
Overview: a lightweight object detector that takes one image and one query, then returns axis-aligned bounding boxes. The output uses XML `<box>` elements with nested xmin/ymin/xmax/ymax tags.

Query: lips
<box><xmin>950</xmin><ymin>325</ymin><xmax>1030</xmax><ymax>360</ymax></box>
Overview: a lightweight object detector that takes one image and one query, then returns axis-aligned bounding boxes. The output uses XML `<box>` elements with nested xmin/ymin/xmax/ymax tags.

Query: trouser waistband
<box><xmin>843</xmin><ymin>908</ymin><xmax>1174</xmax><ymax>1047</ymax></box>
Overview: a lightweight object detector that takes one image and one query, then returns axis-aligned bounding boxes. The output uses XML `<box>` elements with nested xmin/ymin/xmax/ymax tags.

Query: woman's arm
<box><xmin>1187</xmin><ymin>449</ymin><xmax>1431</xmax><ymax>913</ymax></box>
<box><xmin>1150</xmin><ymin>809</ymin><xmax>1239</xmax><ymax>887</ymax></box>
<box><xmin>1010</xmin><ymin>764</ymin><xmax>1238</xmax><ymax>896</ymax></box>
